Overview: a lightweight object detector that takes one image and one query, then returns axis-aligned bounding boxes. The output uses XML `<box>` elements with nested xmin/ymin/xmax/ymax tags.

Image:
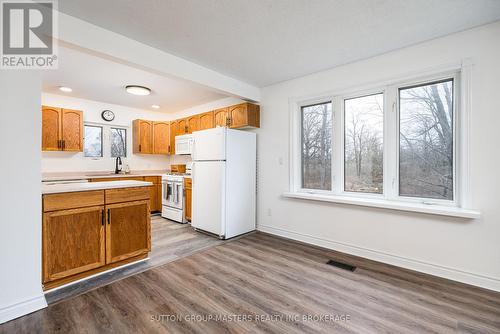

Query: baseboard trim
<box><xmin>257</xmin><ymin>224</ymin><xmax>500</xmax><ymax>292</ymax></box>
<box><xmin>0</xmin><ymin>294</ymin><xmax>47</xmax><ymax>324</ymax></box>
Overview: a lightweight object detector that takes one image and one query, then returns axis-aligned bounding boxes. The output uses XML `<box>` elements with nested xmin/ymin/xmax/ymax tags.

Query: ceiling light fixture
<box><xmin>59</xmin><ymin>86</ymin><xmax>72</xmax><ymax>93</ymax></box>
<box><xmin>125</xmin><ymin>85</ymin><xmax>151</xmax><ymax>96</ymax></box>
<box><xmin>151</xmin><ymin>104</ymin><xmax>160</xmax><ymax>109</ymax></box>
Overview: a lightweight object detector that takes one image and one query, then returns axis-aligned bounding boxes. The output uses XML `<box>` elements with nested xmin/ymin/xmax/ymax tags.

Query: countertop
<box><xmin>42</xmin><ymin>170</ymin><xmax>169</xmax><ymax>182</ymax></box>
<box><xmin>42</xmin><ymin>180</ymin><xmax>153</xmax><ymax>194</ymax></box>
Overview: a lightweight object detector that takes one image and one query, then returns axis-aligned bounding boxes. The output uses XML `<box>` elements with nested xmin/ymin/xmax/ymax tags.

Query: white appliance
<box><xmin>161</xmin><ymin>174</ymin><xmax>185</xmax><ymax>223</ymax></box>
<box><xmin>191</xmin><ymin>127</ymin><xmax>256</xmax><ymax>239</ymax></box>
<box><xmin>175</xmin><ymin>134</ymin><xmax>194</xmax><ymax>155</ymax></box>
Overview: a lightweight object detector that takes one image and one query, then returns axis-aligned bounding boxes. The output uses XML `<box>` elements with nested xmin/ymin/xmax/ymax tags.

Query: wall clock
<box><xmin>101</xmin><ymin>110</ymin><xmax>115</xmax><ymax>122</ymax></box>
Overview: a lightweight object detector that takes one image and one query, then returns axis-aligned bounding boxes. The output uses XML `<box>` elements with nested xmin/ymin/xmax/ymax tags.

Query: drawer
<box><xmin>105</xmin><ymin>187</ymin><xmax>150</xmax><ymax>204</ymax></box>
<box><xmin>43</xmin><ymin>190</ymin><xmax>104</xmax><ymax>212</ymax></box>
<box><xmin>184</xmin><ymin>178</ymin><xmax>192</xmax><ymax>188</ymax></box>
<box><xmin>144</xmin><ymin>176</ymin><xmax>160</xmax><ymax>184</ymax></box>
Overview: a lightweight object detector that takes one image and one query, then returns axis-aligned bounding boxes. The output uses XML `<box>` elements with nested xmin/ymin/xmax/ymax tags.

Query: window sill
<box><xmin>282</xmin><ymin>192</ymin><xmax>480</xmax><ymax>219</ymax></box>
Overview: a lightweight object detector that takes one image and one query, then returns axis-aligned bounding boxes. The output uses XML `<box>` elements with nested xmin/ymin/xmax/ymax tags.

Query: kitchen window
<box><xmin>84</xmin><ymin>123</ymin><xmax>129</xmax><ymax>159</ymax></box>
<box><xmin>111</xmin><ymin>127</ymin><xmax>127</xmax><ymax>157</ymax></box>
<box><xmin>84</xmin><ymin>125</ymin><xmax>103</xmax><ymax>157</ymax></box>
<box><xmin>287</xmin><ymin>66</ymin><xmax>477</xmax><ymax>218</ymax></box>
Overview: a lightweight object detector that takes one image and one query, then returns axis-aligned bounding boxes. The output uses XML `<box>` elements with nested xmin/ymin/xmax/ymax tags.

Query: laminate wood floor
<box><xmin>2</xmin><ymin>232</ymin><xmax>500</xmax><ymax>333</ymax></box>
<box><xmin>45</xmin><ymin>215</ymin><xmax>225</xmax><ymax>304</ymax></box>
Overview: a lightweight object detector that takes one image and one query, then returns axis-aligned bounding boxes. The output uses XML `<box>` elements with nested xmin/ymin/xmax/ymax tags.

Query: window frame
<box><xmin>83</xmin><ymin>122</ymin><xmax>130</xmax><ymax>160</ymax></box>
<box><xmin>110</xmin><ymin>126</ymin><xmax>128</xmax><ymax>158</ymax></box>
<box><xmin>339</xmin><ymin>89</ymin><xmax>386</xmax><ymax>198</ymax></box>
<box><xmin>289</xmin><ymin>66</ymin><xmax>469</xmax><ymax>210</ymax></box>
<box><xmin>294</xmin><ymin>96</ymin><xmax>335</xmax><ymax>195</ymax></box>
<box><xmin>83</xmin><ymin>124</ymin><xmax>104</xmax><ymax>158</ymax></box>
<box><xmin>394</xmin><ymin>74</ymin><xmax>459</xmax><ymax>206</ymax></box>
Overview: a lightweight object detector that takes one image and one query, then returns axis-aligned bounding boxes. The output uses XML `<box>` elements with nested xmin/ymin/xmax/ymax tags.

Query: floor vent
<box><xmin>327</xmin><ymin>260</ymin><xmax>356</xmax><ymax>272</ymax></box>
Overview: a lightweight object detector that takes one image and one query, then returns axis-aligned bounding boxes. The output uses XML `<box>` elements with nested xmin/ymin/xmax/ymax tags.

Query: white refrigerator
<box><xmin>191</xmin><ymin>127</ymin><xmax>256</xmax><ymax>239</ymax></box>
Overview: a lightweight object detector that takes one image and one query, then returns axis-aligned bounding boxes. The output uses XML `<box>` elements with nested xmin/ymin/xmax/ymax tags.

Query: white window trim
<box><xmin>84</xmin><ymin>122</ymin><xmax>129</xmax><ymax>160</ymax></box>
<box><xmin>287</xmin><ymin>60</ymin><xmax>479</xmax><ymax>219</ymax></box>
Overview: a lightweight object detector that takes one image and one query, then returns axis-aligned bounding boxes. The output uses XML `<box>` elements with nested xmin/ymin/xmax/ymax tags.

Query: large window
<box><xmin>344</xmin><ymin>93</ymin><xmax>384</xmax><ymax>194</ymax></box>
<box><xmin>84</xmin><ymin>125</ymin><xmax>103</xmax><ymax>157</ymax></box>
<box><xmin>399</xmin><ymin>79</ymin><xmax>454</xmax><ymax>200</ymax></box>
<box><xmin>293</xmin><ymin>71</ymin><xmax>461</xmax><ymax>207</ymax></box>
<box><xmin>301</xmin><ymin>102</ymin><xmax>332</xmax><ymax>190</ymax></box>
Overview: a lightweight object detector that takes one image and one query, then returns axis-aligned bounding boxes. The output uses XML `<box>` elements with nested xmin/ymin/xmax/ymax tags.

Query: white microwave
<box><xmin>175</xmin><ymin>134</ymin><xmax>193</xmax><ymax>155</ymax></box>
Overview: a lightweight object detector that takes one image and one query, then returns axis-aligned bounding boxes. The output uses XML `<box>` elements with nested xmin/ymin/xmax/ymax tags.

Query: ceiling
<box><xmin>42</xmin><ymin>46</ymin><xmax>227</xmax><ymax>113</ymax></box>
<box><xmin>58</xmin><ymin>0</ymin><xmax>500</xmax><ymax>87</ymax></box>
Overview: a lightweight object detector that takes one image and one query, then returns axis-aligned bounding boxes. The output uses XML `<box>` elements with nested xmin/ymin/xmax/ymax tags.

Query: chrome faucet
<box><xmin>115</xmin><ymin>156</ymin><xmax>123</xmax><ymax>174</ymax></box>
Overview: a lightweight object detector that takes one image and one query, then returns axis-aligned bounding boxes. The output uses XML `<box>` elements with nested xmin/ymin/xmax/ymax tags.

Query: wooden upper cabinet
<box><xmin>153</xmin><ymin>121</ymin><xmax>170</xmax><ymax>154</ymax></box>
<box><xmin>42</xmin><ymin>106</ymin><xmax>83</xmax><ymax>151</ymax></box>
<box><xmin>61</xmin><ymin>109</ymin><xmax>83</xmax><ymax>151</ymax></box>
<box><xmin>105</xmin><ymin>200</ymin><xmax>151</xmax><ymax>264</ymax></box>
<box><xmin>214</xmin><ymin>107</ymin><xmax>228</xmax><ymax>127</ymax></box>
<box><xmin>187</xmin><ymin>115</ymin><xmax>200</xmax><ymax>134</ymax></box>
<box><xmin>43</xmin><ymin>206</ymin><xmax>105</xmax><ymax>283</ymax></box>
<box><xmin>199</xmin><ymin>111</ymin><xmax>214</xmax><ymax>131</ymax></box>
<box><xmin>169</xmin><ymin>120</ymin><xmax>179</xmax><ymax>155</ymax></box>
<box><xmin>228</xmin><ymin>103</ymin><xmax>260</xmax><ymax>129</ymax></box>
<box><xmin>177</xmin><ymin>118</ymin><xmax>188</xmax><ymax>135</ymax></box>
<box><xmin>42</xmin><ymin>106</ymin><xmax>62</xmax><ymax>151</ymax></box>
<box><xmin>133</xmin><ymin>120</ymin><xmax>153</xmax><ymax>154</ymax></box>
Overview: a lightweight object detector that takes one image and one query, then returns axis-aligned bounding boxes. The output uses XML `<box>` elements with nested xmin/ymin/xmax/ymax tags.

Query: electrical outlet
<box><xmin>278</xmin><ymin>157</ymin><xmax>283</xmax><ymax>165</ymax></box>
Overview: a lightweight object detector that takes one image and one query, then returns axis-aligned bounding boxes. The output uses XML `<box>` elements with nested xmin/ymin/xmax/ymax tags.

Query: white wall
<box><xmin>257</xmin><ymin>22</ymin><xmax>500</xmax><ymax>291</ymax></box>
<box><xmin>42</xmin><ymin>93</ymin><xmax>171</xmax><ymax>172</ymax></box>
<box><xmin>0</xmin><ymin>72</ymin><xmax>47</xmax><ymax>323</ymax></box>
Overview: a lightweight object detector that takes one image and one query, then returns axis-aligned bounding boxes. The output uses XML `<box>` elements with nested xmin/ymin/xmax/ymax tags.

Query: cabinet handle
<box><xmin>139</xmin><ymin>144</ymin><xmax>142</xmax><ymax>152</ymax></box>
<box><xmin>107</xmin><ymin>209</ymin><xmax>110</xmax><ymax>225</ymax></box>
<box><xmin>226</xmin><ymin>117</ymin><xmax>231</xmax><ymax>127</ymax></box>
<box><xmin>101</xmin><ymin>209</ymin><xmax>105</xmax><ymax>226</ymax></box>
<box><xmin>168</xmin><ymin>145</ymin><xmax>170</xmax><ymax>153</ymax></box>
<box><xmin>62</xmin><ymin>140</ymin><xmax>65</xmax><ymax>150</ymax></box>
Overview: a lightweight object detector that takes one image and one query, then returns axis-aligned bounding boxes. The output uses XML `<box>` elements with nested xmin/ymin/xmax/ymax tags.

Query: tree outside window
<box><xmin>301</xmin><ymin>102</ymin><xmax>332</xmax><ymax>190</ymax></box>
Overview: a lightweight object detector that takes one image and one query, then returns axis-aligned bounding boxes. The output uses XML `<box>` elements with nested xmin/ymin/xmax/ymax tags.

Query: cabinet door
<box><xmin>106</xmin><ymin>200</ymin><xmax>151</xmax><ymax>264</ymax></box>
<box><xmin>214</xmin><ymin>108</ymin><xmax>228</xmax><ymax>127</ymax></box>
<box><xmin>61</xmin><ymin>109</ymin><xmax>83</xmax><ymax>151</ymax></box>
<box><xmin>43</xmin><ymin>206</ymin><xmax>105</xmax><ymax>283</ymax></box>
<box><xmin>199</xmin><ymin>111</ymin><xmax>214</xmax><ymax>130</ymax></box>
<box><xmin>187</xmin><ymin>115</ymin><xmax>200</xmax><ymax>134</ymax></box>
<box><xmin>133</xmin><ymin>120</ymin><xmax>153</xmax><ymax>153</ymax></box>
<box><xmin>228</xmin><ymin>103</ymin><xmax>260</xmax><ymax>128</ymax></box>
<box><xmin>178</xmin><ymin>118</ymin><xmax>188</xmax><ymax>134</ymax></box>
<box><xmin>153</xmin><ymin>121</ymin><xmax>170</xmax><ymax>154</ymax></box>
<box><xmin>169</xmin><ymin>120</ymin><xmax>179</xmax><ymax>155</ymax></box>
<box><xmin>42</xmin><ymin>106</ymin><xmax>62</xmax><ymax>151</ymax></box>
<box><xmin>184</xmin><ymin>178</ymin><xmax>192</xmax><ymax>221</ymax></box>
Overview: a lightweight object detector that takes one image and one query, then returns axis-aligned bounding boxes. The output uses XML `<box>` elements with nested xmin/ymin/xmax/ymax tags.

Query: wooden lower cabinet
<box><xmin>184</xmin><ymin>178</ymin><xmax>192</xmax><ymax>221</ymax></box>
<box><xmin>42</xmin><ymin>206</ymin><xmax>105</xmax><ymax>283</ymax></box>
<box><xmin>42</xmin><ymin>188</ymin><xmax>151</xmax><ymax>290</ymax></box>
<box><xmin>106</xmin><ymin>200</ymin><xmax>151</xmax><ymax>264</ymax></box>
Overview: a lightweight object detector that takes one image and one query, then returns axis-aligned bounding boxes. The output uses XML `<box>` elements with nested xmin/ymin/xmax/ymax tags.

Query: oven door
<box><xmin>171</xmin><ymin>181</ymin><xmax>183</xmax><ymax>210</ymax></box>
<box><xmin>163</xmin><ymin>180</ymin><xmax>174</xmax><ymax>206</ymax></box>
